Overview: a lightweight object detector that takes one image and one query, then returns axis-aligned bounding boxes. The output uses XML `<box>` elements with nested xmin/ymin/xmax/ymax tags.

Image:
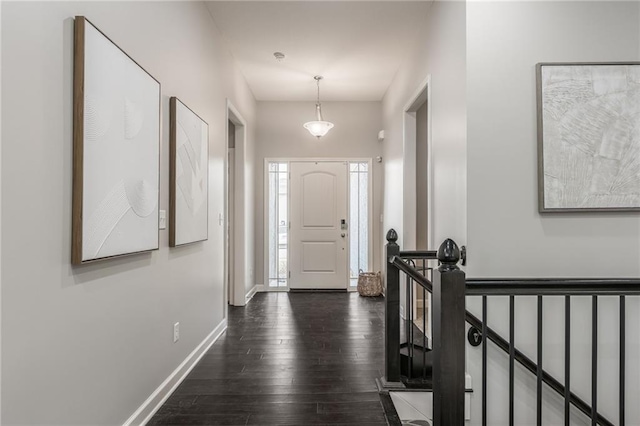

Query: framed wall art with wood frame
<box><xmin>536</xmin><ymin>62</ymin><xmax>640</xmax><ymax>213</ymax></box>
<box><xmin>72</xmin><ymin>16</ymin><xmax>161</xmax><ymax>264</ymax></box>
<box><xmin>169</xmin><ymin>97</ymin><xmax>209</xmax><ymax>247</ymax></box>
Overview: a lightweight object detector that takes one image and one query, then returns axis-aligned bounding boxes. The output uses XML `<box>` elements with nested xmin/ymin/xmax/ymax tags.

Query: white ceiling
<box><xmin>205</xmin><ymin>1</ymin><xmax>433</xmax><ymax>101</ymax></box>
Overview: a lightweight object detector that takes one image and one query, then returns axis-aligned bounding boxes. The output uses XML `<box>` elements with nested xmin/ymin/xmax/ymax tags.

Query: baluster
<box><xmin>384</xmin><ymin>229</ymin><xmax>401</xmax><ymax>383</ymax></box>
<box><xmin>406</xmin><ymin>272</ymin><xmax>413</xmax><ymax>380</ymax></box>
<box><xmin>509</xmin><ymin>295</ymin><xmax>515</xmax><ymax>426</ymax></box>
<box><xmin>537</xmin><ymin>295</ymin><xmax>543</xmax><ymax>426</ymax></box>
<box><xmin>592</xmin><ymin>296</ymin><xmax>598</xmax><ymax>426</ymax></box>
<box><xmin>565</xmin><ymin>296</ymin><xmax>571</xmax><ymax>426</ymax></box>
<box><xmin>620</xmin><ymin>295</ymin><xmax>625</xmax><ymax>426</ymax></box>
<box><xmin>482</xmin><ymin>295</ymin><xmax>487</xmax><ymax>426</ymax></box>
<box><xmin>422</xmin><ymin>285</ymin><xmax>427</xmax><ymax>379</ymax></box>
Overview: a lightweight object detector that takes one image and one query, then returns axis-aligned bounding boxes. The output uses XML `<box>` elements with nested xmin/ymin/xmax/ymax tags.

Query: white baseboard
<box><xmin>123</xmin><ymin>319</ymin><xmax>228</xmax><ymax>426</ymax></box>
<box><xmin>262</xmin><ymin>286</ymin><xmax>289</xmax><ymax>292</ymax></box>
<box><xmin>245</xmin><ymin>284</ymin><xmax>260</xmax><ymax>302</ymax></box>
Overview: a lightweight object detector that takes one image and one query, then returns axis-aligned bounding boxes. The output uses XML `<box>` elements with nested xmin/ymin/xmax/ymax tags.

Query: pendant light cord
<box><xmin>315</xmin><ymin>76</ymin><xmax>324</xmax><ymax>121</ymax></box>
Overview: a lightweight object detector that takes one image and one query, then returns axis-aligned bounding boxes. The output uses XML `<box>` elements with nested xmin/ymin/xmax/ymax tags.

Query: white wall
<box><xmin>382</xmin><ymin>0</ymin><xmax>467</xmax><ymax>252</ymax></box>
<box><xmin>466</xmin><ymin>2</ymin><xmax>640</xmax><ymax>425</ymax></box>
<box><xmin>254</xmin><ymin>101</ymin><xmax>383</xmax><ymax>286</ymax></box>
<box><xmin>1</xmin><ymin>2</ymin><xmax>256</xmax><ymax>424</ymax></box>
<box><xmin>467</xmin><ymin>1</ymin><xmax>640</xmax><ymax>278</ymax></box>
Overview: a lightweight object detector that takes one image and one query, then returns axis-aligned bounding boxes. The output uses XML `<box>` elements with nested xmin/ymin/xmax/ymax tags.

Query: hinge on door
<box><xmin>288</xmin><ymin>271</ymin><xmax>291</xmax><ymax>278</ymax></box>
<box><xmin>288</xmin><ymin>221</ymin><xmax>291</xmax><ymax>230</ymax></box>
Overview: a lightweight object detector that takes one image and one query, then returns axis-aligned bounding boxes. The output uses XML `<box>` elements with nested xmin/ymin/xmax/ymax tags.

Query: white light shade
<box><xmin>304</xmin><ymin>120</ymin><xmax>334</xmax><ymax>138</ymax></box>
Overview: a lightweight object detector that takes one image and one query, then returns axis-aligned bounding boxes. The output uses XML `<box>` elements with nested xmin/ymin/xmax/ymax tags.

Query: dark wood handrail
<box><xmin>389</xmin><ymin>256</ymin><xmax>432</xmax><ymax>290</ymax></box>
<box><xmin>466</xmin><ymin>278</ymin><xmax>640</xmax><ymax>295</ymax></box>
<box><xmin>389</xmin><ymin>255</ymin><xmax>620</xmax><ymax>426</ymax></box>
<box><xmin>398</xmin><ymin>250</ymin><xmax>438</xmax><ymax>259</ymax></box>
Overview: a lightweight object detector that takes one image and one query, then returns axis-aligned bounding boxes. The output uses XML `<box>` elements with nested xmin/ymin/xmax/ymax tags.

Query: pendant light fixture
<box><xmin>303</xmin><ymin>76</ymin><xmax>334</xmax><ymax>139</ymax></box>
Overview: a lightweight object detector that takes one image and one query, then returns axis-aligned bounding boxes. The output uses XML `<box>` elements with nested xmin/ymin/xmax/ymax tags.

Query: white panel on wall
<box><xmin>170</xmin><ymin>97</ymin><xmax>209</xmax><ymax>246</ymax></box>
<box><xmin>76</xmin><ymin>17</ymin><xmax>160</xmax><ymax>263</ymax></box>
<box><xmin>538</xmin><ymin>63</ymin><xmax>640</xmax><ymax>212</ymax></box>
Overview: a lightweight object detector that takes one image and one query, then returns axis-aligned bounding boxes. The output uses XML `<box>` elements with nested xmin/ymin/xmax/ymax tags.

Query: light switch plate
<box><xmin>159</xmin><ymin>210</ymin><xmax>167</xmax><ymax>230</ymax></box>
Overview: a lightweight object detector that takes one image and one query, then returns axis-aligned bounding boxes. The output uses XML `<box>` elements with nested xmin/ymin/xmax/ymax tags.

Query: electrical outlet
<box><xmin>173</xmin><ymin>322</ymin><xmax>179</xmax><ymax>343</ymax></box>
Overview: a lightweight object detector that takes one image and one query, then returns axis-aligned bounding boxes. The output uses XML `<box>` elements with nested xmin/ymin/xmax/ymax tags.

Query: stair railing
<box><xmin>383</xmin><ymin>229</ymin><xmax>467</xmax><ymax>425</ymax></box>
<box><xmin>467</xmin><ymin>279</ymin><xmax>640</xmax><ymax>426</ymax></box>
<box><xmin>382</xmin><ymin>228</ymin><xmax>640</xmax><ymax>426</ymax></box>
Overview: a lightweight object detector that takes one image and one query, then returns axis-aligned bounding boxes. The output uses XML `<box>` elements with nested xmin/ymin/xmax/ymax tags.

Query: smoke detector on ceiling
<box><xmin>273</xmin><ymin>52</ymin><xmax>285</xmax><ymax>62</ymax></box>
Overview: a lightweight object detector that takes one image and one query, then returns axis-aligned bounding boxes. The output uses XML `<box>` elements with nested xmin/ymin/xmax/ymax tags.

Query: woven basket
<box><xmin>357</xmin><ymin>270</ymin><xmax>382</xmax><ymax>297</ymax></box>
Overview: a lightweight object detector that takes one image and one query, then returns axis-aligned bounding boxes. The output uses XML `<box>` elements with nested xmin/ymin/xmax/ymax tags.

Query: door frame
<box><xmin>263</xmin><ymin>158</ymin><xmax>374</xmax><ymax>292</ymax></box>
<box><xmin>402</xmin><ymin>76</ymin><xmax>434</xmax><ymax>333</ymax></box>
<box><xmin>403</xmin><ymin>75</ymin><xmax>433</xmax><ymax>251</ymax></box>
<box><xmin>225</xmin><ymin>100</ymin><xmax>249</xmax><ymax>307</ymax></box>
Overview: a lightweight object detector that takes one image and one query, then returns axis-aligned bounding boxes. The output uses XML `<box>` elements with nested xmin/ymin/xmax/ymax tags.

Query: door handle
<box><xmin>341</xmin><ymin>233</ymin><xmax>346</xmax><ymax>238</ymax></box>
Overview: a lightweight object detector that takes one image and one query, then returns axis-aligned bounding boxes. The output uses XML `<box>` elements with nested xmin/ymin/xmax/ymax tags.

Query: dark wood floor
<box><xmin>149</xmin><ymin>292</ymin><xmax>388</xmax><ymax>425</ymax></box>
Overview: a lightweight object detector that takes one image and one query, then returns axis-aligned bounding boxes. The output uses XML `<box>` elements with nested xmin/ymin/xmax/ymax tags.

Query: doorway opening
<box><xmin>403</xmin><ymin>77</ymin><xmax>433</xmax><ymax>335</ymax></box>
<box><xmin>227</xmin><ymin>120</ymin><xmax>236</xmax><ymax>307</ymax></box>
<box><xmin>226</xmin><ymin>101</ymin><xmax>248</xmax><ymax>307</ymax></box>
<box><xmin>264</xmin><ymin>159</ymin><xmax>372</xmax><ymax>292</ymax></box>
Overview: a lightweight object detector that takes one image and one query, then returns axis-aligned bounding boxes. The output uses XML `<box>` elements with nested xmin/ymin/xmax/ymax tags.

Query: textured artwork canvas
<box><xmin>72</xmin><ymin>17</ymin><xmax>160</xmax><ymax>264</ymax></box>
<box><xmin>537</xmin><ymin>63</ymin><xmax>640</xmax><ymax>212</ymax></box>
<box><xmin>170</xmin><ymin>98</ymin><xmax>209</xmax><ymax>246</ymax></box>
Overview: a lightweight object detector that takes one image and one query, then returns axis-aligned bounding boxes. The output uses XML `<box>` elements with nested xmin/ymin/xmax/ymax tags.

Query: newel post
<box><xmin>432</xmin><ymin>239</ymin><xmax>466</xmax><ymax>426</ymax></box>
<box><xmin>384</xmin><ymin>229</ymin><xmax>401</xmax><ymax>384</ymax></box>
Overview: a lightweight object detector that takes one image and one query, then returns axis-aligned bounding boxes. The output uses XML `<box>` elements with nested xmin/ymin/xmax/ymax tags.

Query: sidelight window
<box><xmin>267</xmin><ymin>162</ymin><xmax>288</xmax><ymax>287</ymax></box>
<box><xmin>349</xmin><ymin>162</ymin><xmax>369</xmax><ymax>287</ymax></box>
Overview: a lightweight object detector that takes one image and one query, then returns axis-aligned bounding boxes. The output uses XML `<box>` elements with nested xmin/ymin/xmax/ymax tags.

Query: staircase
<box><xmin>380</xmin><ymin>229</ymin><xmax>640</xmax><ymax>426</ymax></box>
<box><xmin>387</xmin><ymin>324</ymin><xmax>471</xmax><ymax>425</ymax></box>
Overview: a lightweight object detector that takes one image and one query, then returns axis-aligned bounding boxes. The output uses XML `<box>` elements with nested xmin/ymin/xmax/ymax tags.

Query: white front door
<box><xmin>289</xmin><ymin>161</ymin><xmax>348</xmax><ymax>290</ymax></box>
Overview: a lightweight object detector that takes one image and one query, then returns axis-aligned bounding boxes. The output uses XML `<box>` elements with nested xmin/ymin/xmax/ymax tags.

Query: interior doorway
<box><xmin>415</xmin><ymin>100</ymin><xmax>429</xmax><ymax>251</ymax></box>
<box><xmin>226</xmin><ymin>101</ymin><xmax>248</xmax><ymax>307</ymax></box>
<box><xmin>413</xmin><ymin>92</ymin><xmax>429</xmax><ymax>332</ymax></box>
<box><xmin>227</xmin><ymin>120</ymin><xmax>235</xmax><ymax>306</ymax></box>
<box><xmin>402</xmin><ymin>77</ymin><xmax>433</xmax><ymax>335</ymax></box>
